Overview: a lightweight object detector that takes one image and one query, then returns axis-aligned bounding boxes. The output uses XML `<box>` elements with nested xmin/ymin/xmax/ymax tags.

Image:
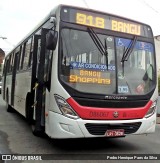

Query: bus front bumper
<box><xmin>45</xmin><ymin>111</ymin><xmax>156</xmax><ymax>139</ymax></box>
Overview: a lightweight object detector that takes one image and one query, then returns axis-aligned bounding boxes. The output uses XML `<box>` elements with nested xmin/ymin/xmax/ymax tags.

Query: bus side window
<box><xmin>11</xmin><ymin>46</ymin><xmax>21</xmax><ymax>71</ymax></box>
<box><xmin>6</xmin><ymin>56</ymin><xmax>11</xmax><ymax>74</ymax></box>
<box><xmin>20</xmin><ymin>43</ymin><xmax>26</xmax><ymax>70</ymax></box>
<box><xmin>2</xmin><ymin>59</ymin><xmax>6</xmax><ymax>76</ymax></box>
<box><xmin>6</xmin><ymin>57</ymin><xmax>10</xmax><ymax>74</ymax></box>
<box><xmin>4</xmin><ymin>58</ymin><xmax>9</xmax><ymax>75</ymax></box>
<box><xmin>28</xmin><ymin>37</ymin><xmax>34</xmax><ymax>68</ymax></box>
<box><xmin>45</xmin><ymin>50</ymin><xmax>53</xmax><ymax>91</ymax></box>
<box><xmin>16</xmin><ymin>46</ymin><xmax>22</xmax><ymax>71</ymax></box>
<box><xmin>9</xmin><ymin>53</ymin><xmax>14</xmax><ymax>73</ymax></box>
<box><xmin>23</xmin><ymin>38</ymin><xmax>32</xmax><ymax>70</ymax></box>
<box><xmin>15</xmin><ymin>51</ymin><xmax>20</xmax><ymax>70</ymax></box>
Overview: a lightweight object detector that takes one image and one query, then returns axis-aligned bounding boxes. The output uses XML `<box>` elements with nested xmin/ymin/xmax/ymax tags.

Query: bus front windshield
<box><xmin>60</xmin><ymin>28</ymin><xmax>156</xmax><ymax>96</ymax></box>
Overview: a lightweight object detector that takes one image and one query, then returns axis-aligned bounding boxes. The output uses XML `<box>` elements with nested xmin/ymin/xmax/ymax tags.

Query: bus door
<box><xmin>31</xmin><ymin>27</ymin><xmax>57</xmax><ymax>135</ymax></box>
<box><xmin>27</xmin><ymin>34</ymin><xmax>40</xmax><ymax>124</ymax></box>
<box><xmin>2</xmin><ymin>59</ymin><xmax>8</xmax><ymax>100</ymax></box>
<box><xmin>11</xmin><ymin>52</ymin><xmax>19</xmax><ymax>106</ymax></box>
<box><xmin>31</xmin><ymin>28</ymin><xmax>49</xmax><ymax>134</ymax></box>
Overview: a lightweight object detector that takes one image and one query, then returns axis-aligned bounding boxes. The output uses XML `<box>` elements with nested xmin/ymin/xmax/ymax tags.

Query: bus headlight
<box><xmin>145</xmin><ymin>101</ymin><xmax>157</xmax><ymax>118</ymax></box>
<box><xmin>54</xmin><ymin>95</ymin><xmax>79</xmax><ymax>119</ymax></box>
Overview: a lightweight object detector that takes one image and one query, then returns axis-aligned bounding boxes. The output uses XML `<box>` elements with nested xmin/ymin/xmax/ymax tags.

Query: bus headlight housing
<box><xmin>145</xmin><ymin>101</ymin><xmax>157</xmax><ymax>118</ymax></box>
<box><xmin>54</xmin><ymin>95</ymin><xmax>79</xmax><ymax>119</ymax></box>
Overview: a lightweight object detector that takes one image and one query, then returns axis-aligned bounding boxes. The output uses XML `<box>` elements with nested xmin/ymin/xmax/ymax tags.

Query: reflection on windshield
<box><xmin>116</xmin><ymin>37</ymin><xmax>155</xmax><ymax>95</ymax></box>
<box><xmin>60</xmin><ymin>29</ymin><xmax>116</xmax><ymax>94</ymax></box>
<box><xmin>60</xmin><ymin>28</ymin><xmax>156</xmax><ymax>95</ymax></box>
<box><xmin>121</xmin><ymin>36</ymin><xmax>137</xmax><ymax>63</ymax></box>
<box><xmin>87</xmin><ymin>27</ymin><xmax>109</xmax><ymax>69</ymax></box>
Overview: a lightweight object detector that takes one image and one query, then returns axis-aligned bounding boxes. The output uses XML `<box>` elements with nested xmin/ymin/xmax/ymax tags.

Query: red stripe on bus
<box><xmin>66</xmin><ymin>98</ymin><xmax>152</xmax><ymax>120</ymax></box>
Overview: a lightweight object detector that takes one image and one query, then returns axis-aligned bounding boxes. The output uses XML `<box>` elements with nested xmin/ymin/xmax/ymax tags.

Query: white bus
<box><xmin>2</xmin><ymin>5</ymin><xmax>158</xmax><ymax>138</ymax></box>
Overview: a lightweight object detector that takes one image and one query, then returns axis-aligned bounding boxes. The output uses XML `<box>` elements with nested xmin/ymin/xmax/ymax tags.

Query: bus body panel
<box><xmin>44</xmin><ymin>35</ymin><xmax>71</xmax><ymax>127</ymax></box>
<box><xmin>45</xmin><ymin>75</ymin><xmax>157</xmax><ymax>138</ymax></box>
<box><xmin>46</xmin><ymin>110</ymin><xmax>156</xmax><ymax>139</ymax></box>
<box><xmin>5</xmin><ymin>75</ymin><xmax>12</xmax><ymax>104</ymax></box>
<box><xmin>14</xmin><ymin>71</ymin><xmax>32</xmax><ymax>116</ymax></box>
<box><xmin>44</xmin><ymin>10</ymin><xmax>71</xmax><ymax>115</ymax></box>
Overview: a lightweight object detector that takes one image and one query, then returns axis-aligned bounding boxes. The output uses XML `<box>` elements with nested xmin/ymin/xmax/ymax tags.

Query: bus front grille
<box><xmin>85</xmin><ymin>122</ymin><xmax>142</xmax><ymax>135</ymax></box>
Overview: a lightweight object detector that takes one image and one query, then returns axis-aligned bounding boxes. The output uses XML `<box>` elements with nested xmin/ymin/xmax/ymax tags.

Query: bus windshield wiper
<box><xmin>121</xmin><ymin>36</ymin><xmax>137</xmax><ymax>63</ymax></box>
<box><xmin>88</xmin><ymin>27</ymin><xmax>108</xmax><ymax>70</ymax></box>
<box><xmin>121</xmin><ymin>36</ymin><xmax>137</xmax><ymax>76</ymax></box>
<box><xmin>104</xmin><ymin>38</ymin><xmax>108</xmax><ymax>70</ymax></box>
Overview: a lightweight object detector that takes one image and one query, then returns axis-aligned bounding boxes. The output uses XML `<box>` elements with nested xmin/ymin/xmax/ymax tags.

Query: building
<box><xmin>0</xmin><ymin>48</ymin><xmax>5</xmax><ymax>74</ymax></box>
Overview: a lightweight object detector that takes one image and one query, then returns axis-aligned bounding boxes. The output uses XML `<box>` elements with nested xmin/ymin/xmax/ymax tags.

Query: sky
<box><xmin>0</xmin><ymin>0</ymin><xmax>160</xmax><ymax>54</ymax></box>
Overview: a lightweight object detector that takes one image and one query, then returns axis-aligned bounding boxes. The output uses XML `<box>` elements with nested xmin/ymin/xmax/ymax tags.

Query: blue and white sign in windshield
<box><xmin>70</xmin><ymin>62</ymin><xmax>115</xmax><ymax>71</ymax></box>
<box><xmin>116</xmin><ymin>38</ymin><xmax>153</xmax><ymax>52</ymax></box>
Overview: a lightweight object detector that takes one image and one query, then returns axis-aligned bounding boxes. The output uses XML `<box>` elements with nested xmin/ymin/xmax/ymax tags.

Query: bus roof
<box><xmin>6</xmin><ymin>4</ymin><xmax>152</xmax><ymax>56</ymax></box>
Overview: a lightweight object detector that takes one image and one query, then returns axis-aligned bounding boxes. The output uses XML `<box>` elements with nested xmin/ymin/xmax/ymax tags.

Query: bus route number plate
<box><xmin>105</xmin><ymin>129</ymin><xmax>124</xmax><ymax>137</ymax></box>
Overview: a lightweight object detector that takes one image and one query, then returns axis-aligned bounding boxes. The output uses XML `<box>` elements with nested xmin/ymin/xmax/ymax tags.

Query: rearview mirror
<box><xmin>143</xmin><ymin>64</ymin><xmax>153</xmax><ymax>81</ymax></box>
<box><xmin>147</xmin><ymin>64</ymin><xmax>153</xmax><ymax>80</ymax></box>
<box><xmin>46</xmin><ymin>30</ymin><xmax>58</xmax><ymax>50</ymax></box>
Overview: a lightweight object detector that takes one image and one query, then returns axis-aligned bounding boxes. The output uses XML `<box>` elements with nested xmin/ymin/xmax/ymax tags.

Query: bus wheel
<box><xmin>6</xmin><ymin>104</ymin><xmax>13</xmax><ymax>112</ymax></box>
<box><xmin>31</xmin><ymin>122</ymin><xmax>46</xmax><ymax>137</ymax></box>
<box><xmin>6</xmin><ymin>92</ymin><xmax>13</xmax><ymax>112</ymax></box>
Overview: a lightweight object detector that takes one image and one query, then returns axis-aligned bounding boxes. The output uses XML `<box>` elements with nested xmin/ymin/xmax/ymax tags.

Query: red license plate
<box><xmin>105</xmin><ymin>129</ymin><xmax>124</xmax><ymax>137</ymax></box>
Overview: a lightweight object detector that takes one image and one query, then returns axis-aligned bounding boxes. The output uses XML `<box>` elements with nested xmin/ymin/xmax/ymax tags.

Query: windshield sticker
<box><xmin>138</xmin><ymin>42</ymin><xmax>152</xmax><ymax>51</ymax></box>
<box><xmin>118</xmin><ymin>86</ymin><xmax>129</xmax><ymax>93</ymax></box>
<box><xmin>116</xmin><ymin>38</ymin><xmax>153</xmax><ymax>52</ymax></box>
<box><xmin>70</xmin><ymin>62</ymin><xmax>115</xmax><ymax>71</ymax></box>
<box><xmin>116</xmin><ymin>38</ymin><xmax>131</xmax><ymax>47</ymax></box>
<box><xmin>69</xmin><ymin>69</ymin><xmax>111</xmax><ymax>85</ymax></box>
<box><xmin>107</xmin><ymin>37</ymin><xmax>113</xmax><ymax>42</ymax></box>
<box><xmin>118</xmin><ymin>72</ymin><xmax>125</xmax><ymax>79</ymax></box>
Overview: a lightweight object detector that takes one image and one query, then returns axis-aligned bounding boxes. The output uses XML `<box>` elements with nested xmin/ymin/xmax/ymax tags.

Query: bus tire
<box><xmin>7</xmin><ymin>104</ymin><xmax>13</xmax><ymax>112</ymax></box>
<box><xmin>31</xmin><ymin>122</ymin><xmax>46</xmax><ymax>137</ymax></box>
<box><xmin>6</xmin><ymin>90</ymin><xmax>13</xmax><ymax>112</ymax></box>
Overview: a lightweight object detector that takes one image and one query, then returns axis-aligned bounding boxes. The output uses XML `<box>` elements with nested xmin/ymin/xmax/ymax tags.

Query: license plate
<box><xmin>105</xmin><ymin>129</ymin><xmax>124</xmax><ymax>137</ymax></box>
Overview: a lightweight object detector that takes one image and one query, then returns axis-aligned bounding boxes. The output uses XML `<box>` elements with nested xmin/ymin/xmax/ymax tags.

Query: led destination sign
<box><xmin>61</xmin><ymin>7</ymin><xmax>152</xmax><ymax>37</ymax></box>
<box><xmin>76</xmin><ymin>12</ymin><xmax>105</xmax><ymax>29</ymax></box>
<box><xmin>69</xmin><ymin>69</ymin><xmax>111</xmax><ymax>85</ymax></box>
<box><xmin>76</xmin><ymin>13</ymin><xmax>141</xmax><ymax>35</ymax></box>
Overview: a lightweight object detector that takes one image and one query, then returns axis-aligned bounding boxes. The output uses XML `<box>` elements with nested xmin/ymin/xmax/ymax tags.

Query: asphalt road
<box><xmin>0</xmin><ymin>95</ymin><xmax>160</xmax><ymax>163</ymax></box>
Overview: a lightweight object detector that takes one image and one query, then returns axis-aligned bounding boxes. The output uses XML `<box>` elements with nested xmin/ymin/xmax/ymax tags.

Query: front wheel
<box><xmin>31</xmin><ymin>121</ymin><xmax>46</xmax><ymax>137</ymax></box>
